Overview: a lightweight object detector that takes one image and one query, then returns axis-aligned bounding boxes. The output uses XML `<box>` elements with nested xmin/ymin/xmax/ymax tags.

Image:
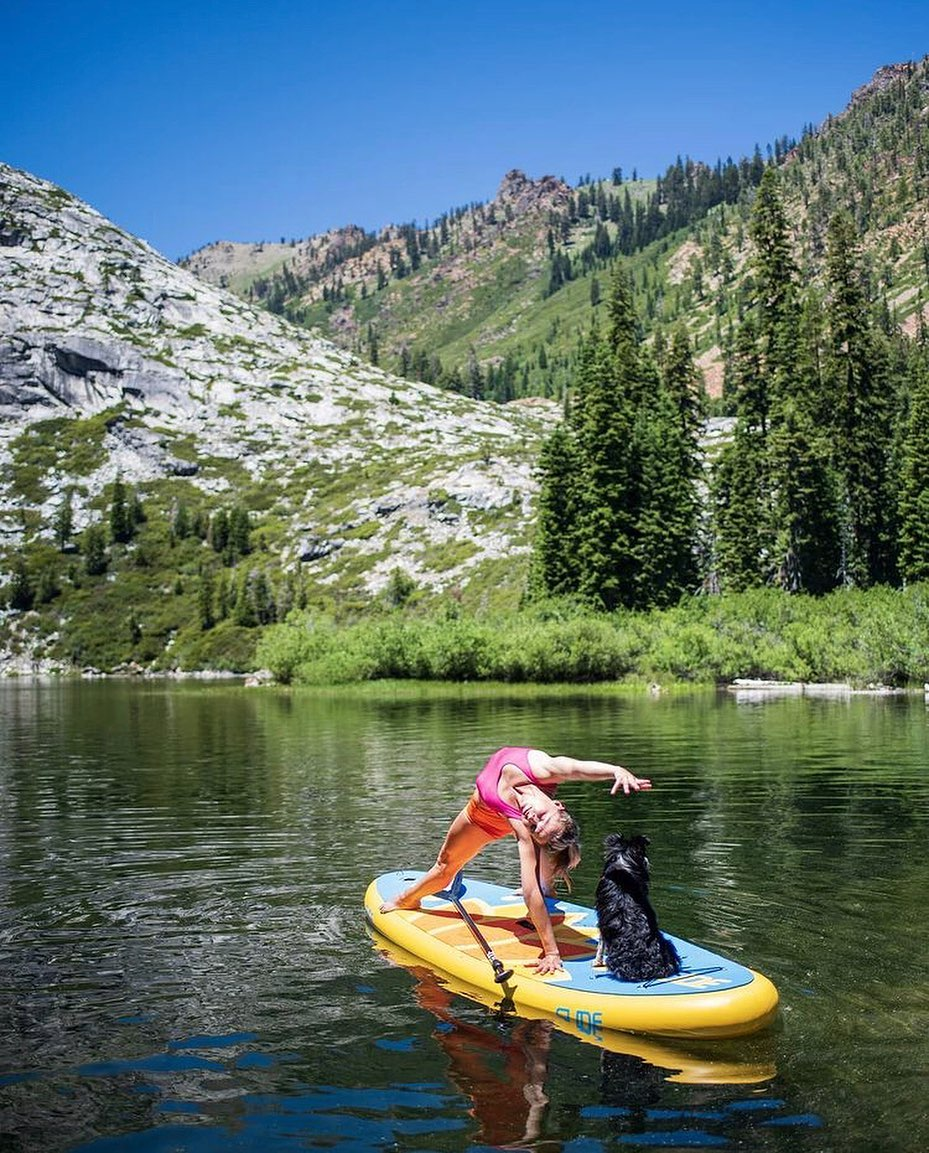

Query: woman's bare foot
<box><xmin>380</xmin><ymin>896</ymin><xmax>421</xmax><ymax>913</ymax></box>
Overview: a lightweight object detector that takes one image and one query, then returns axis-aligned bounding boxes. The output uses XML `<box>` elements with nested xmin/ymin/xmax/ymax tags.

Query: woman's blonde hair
<box><xmin>544</xmin><ymin>813</ymin><xmax>581</xmax><ymax>891</ymax></box>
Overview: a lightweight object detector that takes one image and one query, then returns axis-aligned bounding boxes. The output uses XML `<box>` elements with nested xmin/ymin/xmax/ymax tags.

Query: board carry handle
<box><xmin>438</xmin><ymin>872</ymin><xmax>514</xmax><ymax>984</ymax></box>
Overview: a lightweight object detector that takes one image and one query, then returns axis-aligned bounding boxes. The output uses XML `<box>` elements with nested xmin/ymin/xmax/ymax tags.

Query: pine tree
<box><xmin>232</xmin><ymin>568</ymin><xmax>256</xmax><ymax>627</ymax></box>
<box><xmin>714</xmin><ymin>319</ymin><xmax>770</xmax><ymax>589</ymax></box>
<box><xmin>198</xmin><ymin>565</ymin><xmax>216</xmax><ymax>631</ymax></box>
<box><xmin>83</xmin><ymin>523</ymin><xmax>108</xmax><ymax>576</ymax></box>
<box><xmin>715</xmin><ymin>166</ymin><xmax>843</xmax><ymax>593</ymax></box>
<box><xmin>823</xmin><ymin>209</ymin><xmax>895</xmax><ymax>586</ymax></box>
<box><xmin>727</xmin><ymin>316</ymin><xmax>767</xmax><ymax>432</ymax></box>
<box><xmin>574</xmin><ymin>275</ymin><xmax>645</xmax><ymax>610</ymax></box>
<box><xmin>897</xmin><ymin>358</ymin><xmax>929</xmax><ymax>582</ymax></box>
<box><xmin>663</xmin><ymin>327</ymin><xmax>707</xmax><ymax>445</ymax></box>
<box><xmin>210</xmin><ymin>508</ymin><xmax>229</xmax><ymax>555</ymax></box>
<box><xmin>633</xmin><ymin>367</ymin><xmax>701</xmax><ymax>605</ymax></box>
<box><xmin>35</xmin><ymin>564</ymin><xmax>60</xmax><ymax>605</ymax></box>
<box><xmin>534</xmin><ymin>267</ymin><xmax>703</xmax><ymax>611</ymax></box>
<box><xmin>533</xmin><ymin>423</ymin><xmax>582</xmax><ymax>597</ymax></box>
<box><xmin>750</xmin><ymin>168</ymin><xmax>799</xmax><ymax>389</ymax></box>
<box><xmin>227</xmin><ymin>506</ymin><xmax>251</xmax><ymax>562</ymax></box>
<box><xmin>251</xmin><ymin>570</ymin><xmax>275</xmax><ymax>625</ymax></box>
<box><xmin>636</xmin><ymin>331</ymin><xmax>705</xmax><ymax>601</ymax></box>
<box><xmin>767</xmin><ymin>398</ymin><xmax>840</xmax><ymax>593</ymax></box>
<box><xmin>53</xmin><ymin>491</ymin><xmax>74</xmax><ymax>551</ymax></box>
<box><xmin>606</xmin><ymin>265</ymin><xmax>639</xmax><ymax>366</ymax></box>
<box><xmin>9</xmin><ymin>557</ymin><xmax>33</xmax><ymax>610</ymax></box>
<box><xmin>172</xmin><ymin>503</ymin><xmax>191</xmax><ymax>541</ymax></box>
<box><xmin>215</xmin><ymin>570</ymin><xmax>231</xmax><ymax>621</ymax></box>
<box><xmin>109</xmin><ymin>477</ymin><xmax>132</xmax><ymax>544</ymax></box>
<box><xmin>713</xmin><ymin>427</ymin><xmax>768</xmax><ymax>591</ymax></box>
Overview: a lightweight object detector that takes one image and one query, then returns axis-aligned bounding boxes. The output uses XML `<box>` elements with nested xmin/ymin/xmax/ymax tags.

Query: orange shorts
<box><xmin>466</xmin><ymin>791</ymin><xmax>515</xmax><ymax>839</ymax></box>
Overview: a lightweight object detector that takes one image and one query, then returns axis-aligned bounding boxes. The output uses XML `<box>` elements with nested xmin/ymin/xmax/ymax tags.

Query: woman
<box><xmin>380</xmin><ymin>746</ymin><xmax>651</xmax><ymax>975</ymax></box>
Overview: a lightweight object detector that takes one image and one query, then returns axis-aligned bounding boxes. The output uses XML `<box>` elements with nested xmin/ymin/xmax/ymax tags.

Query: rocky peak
<box><xmin>850</xmin><ymin>62</ymin><xmax>915</xmax><ymax>106</ymax></box>
<box><xmin>494</xmin><ymin>169</ymin><xmax>571</xmax><ymax>217</ymax></box>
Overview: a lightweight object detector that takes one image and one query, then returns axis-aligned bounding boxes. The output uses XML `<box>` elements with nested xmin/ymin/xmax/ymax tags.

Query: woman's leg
<box><xmin>381</xmin><ymin>804</ymin><xmax>499</xmax><ymax>911</ymax></box>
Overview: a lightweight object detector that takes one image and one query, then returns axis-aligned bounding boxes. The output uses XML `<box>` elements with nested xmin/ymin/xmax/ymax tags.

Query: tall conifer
<box><xmin>767</xmin><ymin>398</ymin><xmax>841</xmax><ymax>592</ymax></box>
<box><xmin>897</xmin><ymin>358</ymin><xmax>929</xmax><ymax>582</ymax></box>
<box><xmin>715</xmin><ymin>166</ymin><xmax>841</xmax><ymax>592</ymax></box>
<box><xmin>534</xmin><ymin>266</ymin><xmax>703</xmax><ymax>610</ymax></box>
<box><xmin>634</xmin><ymin>356</ymin><xmax>702</xmax><ymax>605</ymax></box>
<box><xmin>109</xmin><ymin>477</ymin><xmax>132</xmax><ymax>544</ymax></box>
<box><xmin>573</xmin><ymin>316</ymin><xmax>640</xmax><ymax>611</ymax></box>
<box><xmin>749</xmin><ymin>167</ymin><xmax>799</xmax><ymax>395</ymax></box>
<box><xmin>713</xmin><ymin>427</ymin><xmax>768</xmax><ymax>590</ymax></box>
<box><xmin>713</xmin><ymin>319</ymin><xmax>770</xmax><ymax>588</ymax></box>
<box><xmin>823</xmin><ymin>209</ymin><xmax>895</xmax><ymax>586</ymax></box>
<box><xmin>533</xmin><ymin>423</ymin><xmax>582</xmax><ymax>597</ymax></box>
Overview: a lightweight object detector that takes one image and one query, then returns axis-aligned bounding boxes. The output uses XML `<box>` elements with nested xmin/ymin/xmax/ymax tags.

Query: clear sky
<box><xmin>3</xmin><ymin>0</ymin><xmax>929</xmax><ymax>261</ymax></box>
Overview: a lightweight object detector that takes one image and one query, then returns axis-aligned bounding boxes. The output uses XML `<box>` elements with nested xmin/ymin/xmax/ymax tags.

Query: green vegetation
<box><xmin>256</xmin><ymin>586</ymin><xmax>929</xmax><ymax>688</ymax></box>
<box><xmin>534</xmin><ymin>268</ymin><xmax>704</xmax><ymax>611</ymax></box>
<box><xmin>711</xmin><ymin>169</ymin><xmax>908</xmax><ymax>595</ymax></box>
<box><xmin>0</xmin><ymin>476</ymin><xmax>299</xmax><ymax>673</ymax></box>
<box><xmin>534</xmin><ymin>166</ymin><xmax>929</xmax><ymax>609</ymax></box>
<box><xmin>5</xmin><ymin>409</ymin><xmax>117</xmax><ymax>501</ymax></box>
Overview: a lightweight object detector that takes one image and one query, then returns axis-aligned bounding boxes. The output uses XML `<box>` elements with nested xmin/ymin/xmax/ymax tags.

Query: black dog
<box><xmin>594</xmin><ymin>833</ymin><xmax>681</xmax><ymax>982</ymax></box>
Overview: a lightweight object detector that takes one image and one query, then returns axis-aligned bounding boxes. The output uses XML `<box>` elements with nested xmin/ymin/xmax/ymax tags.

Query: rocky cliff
<box><xmin>0</xmin><ymin>162</ymin><xmax>558</xmax><ymax>641</ymax></box>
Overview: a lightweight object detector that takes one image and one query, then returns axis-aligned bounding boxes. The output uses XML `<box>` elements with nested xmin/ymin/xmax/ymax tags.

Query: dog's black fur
<box><xmin>594</xmin><ymin>833</ymin><xmax>681</xmax><ymax>982</ymax></box>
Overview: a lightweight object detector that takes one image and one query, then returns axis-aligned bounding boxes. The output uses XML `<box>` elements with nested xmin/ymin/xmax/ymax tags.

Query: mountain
<box><xmin>182</xmin><ymin>167</ymin><xmax>658</xmax><ymax>401</ymax></box>
<box><xmin>184</xmin><ymin>59</ymin><xmax>929</xmax><ymax>403</ymax></box>
<box><xmin>0</xmin><ymin>162</ymin><xmax>558</xmax><ymax>673</ymax></box>
<box><xmin>5</xmin><ymin>56</ymin><xmax>929</xmax><ymax>675</ymax></box>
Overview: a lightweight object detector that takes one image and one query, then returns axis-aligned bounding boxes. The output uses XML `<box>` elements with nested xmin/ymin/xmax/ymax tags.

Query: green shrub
<box><xmin>418</xmin><ymin>617</ymin><xmax>494</xmax><ymax>680</ymax></box>
<box><xmin>255</xmin><ymin>612</ymin><xmax>330</xmax><ymax>684</ymax></box>
<box><xmin>173</xmin><ymin>621</ymin><xmax>259</xmax><ymax>672</ymax></box>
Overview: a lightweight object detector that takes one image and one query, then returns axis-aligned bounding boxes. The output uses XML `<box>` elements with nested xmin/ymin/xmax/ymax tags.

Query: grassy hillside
<box><xmin>185</xmin><ymin>59</ymin><xmax>929</xmax><ymax>404</ymax></box>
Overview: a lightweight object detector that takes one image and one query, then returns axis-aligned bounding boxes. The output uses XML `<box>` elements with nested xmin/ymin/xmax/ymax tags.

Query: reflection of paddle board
<box><xmin>365</xmin><ymin>871</ymin><xmax>779</xmax><ymax>1040</ymax></box>
<box><xmin>370</xmin><ymin>930</ymin><xmax>777</xmax><ymax>1084</ymax></box>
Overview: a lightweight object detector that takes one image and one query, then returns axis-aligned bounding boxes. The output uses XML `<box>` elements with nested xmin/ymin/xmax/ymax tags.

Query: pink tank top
<box><xmin>475</xmin><ymin>747</ymin><xmax>556</xmax><ymax>820</ymax></box>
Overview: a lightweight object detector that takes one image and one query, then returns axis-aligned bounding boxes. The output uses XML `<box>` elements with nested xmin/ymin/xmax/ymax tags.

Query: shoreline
<box><xmin>0</xmin><ymin>662</ymin><xmax>925</xmax><ymax>699</ymax></box>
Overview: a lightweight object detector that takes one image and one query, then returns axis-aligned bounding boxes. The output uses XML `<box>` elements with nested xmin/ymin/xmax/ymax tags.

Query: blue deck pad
<box><xmin>384</xmin><ymin>871</ymin><xmax>756</xmax><ymax>998</ymax></box>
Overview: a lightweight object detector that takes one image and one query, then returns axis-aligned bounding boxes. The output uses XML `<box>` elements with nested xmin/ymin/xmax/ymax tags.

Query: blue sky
<box><xmin>3</xmin><ymin>0</ymin><xmax>929</xmax><ymax>261</ymax></box>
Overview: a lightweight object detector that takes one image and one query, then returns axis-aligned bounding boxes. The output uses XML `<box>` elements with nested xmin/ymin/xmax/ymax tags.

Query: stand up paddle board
<box><xmin>370</xmin><ymin>930</ymin><xmax>777</xmax><ymax>1083</ymax></box>
<box><xmin>365</xmin><ymin>871</ymin><xmax>779</xmax><ymax>1040</ymax></box>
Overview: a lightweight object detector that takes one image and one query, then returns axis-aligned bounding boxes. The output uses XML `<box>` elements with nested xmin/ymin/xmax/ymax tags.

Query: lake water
<box><xmin>1</xmin><ymin>680</ymin><xmax>928</xmax><ymax>1152</ymax></box>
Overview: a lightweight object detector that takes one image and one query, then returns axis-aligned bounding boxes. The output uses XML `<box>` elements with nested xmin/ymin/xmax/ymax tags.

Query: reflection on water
<box><xmin>1</xmin><ymin>681</ymin><xmax>929</xmax><ymax>1151</ymax></box>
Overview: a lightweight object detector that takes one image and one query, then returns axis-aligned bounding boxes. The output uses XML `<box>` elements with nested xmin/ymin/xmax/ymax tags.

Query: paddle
<box><xmin>438</xmin><ymin>872</ymin><xmax>514</xmax><ymax>984</ymax></box>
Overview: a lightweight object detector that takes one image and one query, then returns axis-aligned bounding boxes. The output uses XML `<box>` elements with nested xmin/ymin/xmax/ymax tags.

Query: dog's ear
<box><xmin>629</xmin><ymin>834</ymin><xmax>651</xmax><ymax>852</ymax></box>
<box><xmin>603</xmin><ymin>832</ymin><xmax>627</xmax><ymax>854</ymax></box>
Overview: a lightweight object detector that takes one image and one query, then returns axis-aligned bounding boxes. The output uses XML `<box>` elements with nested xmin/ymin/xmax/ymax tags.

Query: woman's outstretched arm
<box><xmin>532</xmin><ymin>752</ymin><xmax>652</xmax><ymax>795</ymax></box>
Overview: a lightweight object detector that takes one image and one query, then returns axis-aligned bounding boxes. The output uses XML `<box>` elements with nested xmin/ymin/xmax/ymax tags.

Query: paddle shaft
<box><xmin>441</xmin><ymin>874</ymin><xmax>513</xmax><ymax>984</ymax></box>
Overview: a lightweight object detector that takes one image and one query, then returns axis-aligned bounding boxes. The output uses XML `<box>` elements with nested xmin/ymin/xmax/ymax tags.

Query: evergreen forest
<box><xmin>533</xmin><ymin>167</ymin><xmax>929</xmax><ymax>611</ymax></box>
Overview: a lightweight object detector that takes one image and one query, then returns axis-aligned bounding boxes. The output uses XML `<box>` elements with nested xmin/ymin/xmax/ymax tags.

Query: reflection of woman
<box><xmin>413</xmin><ymin>971</ymin><xmax>553</xmax><ymax>1148</ymax></box>
<box><xmin>382</xmin><ymin>746</ymin><xmax>650</xmax><ymax>974</ymax></box>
